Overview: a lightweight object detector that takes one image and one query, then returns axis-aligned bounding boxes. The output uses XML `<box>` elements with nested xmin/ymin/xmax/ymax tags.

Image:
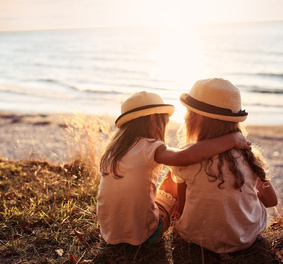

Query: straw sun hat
<box><xmin>115</xmin><ymin>91</ymin><xmax>175</xmax><ymax>128</ymax></box>
<box><xmin>180</xmin><ymin>78</ymin><xmax>248</xmax><ymax>122</ymax></box>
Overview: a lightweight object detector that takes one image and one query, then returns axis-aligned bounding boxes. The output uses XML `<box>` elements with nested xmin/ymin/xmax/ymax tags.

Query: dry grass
<box><xmin>64</xmin><ymin>114</ymin><xmax>112</xmax><ymax>179</ymax></box>
<box><xmin>0</xmin><ymin>115</ymin><xmax>282</xmax><ymax>263</ymax></box>
<box><xmin>0</xmin><ymin>158</ymin><xmax>282</xmax><ymax>263</ymax></box>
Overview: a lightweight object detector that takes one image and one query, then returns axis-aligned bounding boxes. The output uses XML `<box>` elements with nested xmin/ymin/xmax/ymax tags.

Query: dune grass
<box><xmin>0</xmin><ymin>115</ymin><xmax>282</xmax><ymax>263</ymax></box>
<box><xmin>0</xmin><ymin>159</ymin><xmax>282</xmax><ymax>264</ymax></box>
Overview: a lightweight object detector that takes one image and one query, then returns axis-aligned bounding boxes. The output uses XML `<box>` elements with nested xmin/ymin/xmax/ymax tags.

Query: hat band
<box><xmin>115</xmin><ymin>104</ymin><xmax>173</xmax><ymax>125</ymax></box>
<box><xmin>181</xmin><ymin>95</ymin><xmax>247</xmax><ymax>117</ymax></box>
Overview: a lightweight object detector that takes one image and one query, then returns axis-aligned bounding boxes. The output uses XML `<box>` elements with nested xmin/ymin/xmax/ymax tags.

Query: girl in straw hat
<box><xmin>97</xmin><ymin>90</ymin><xmax>251</xmax><ymax>246</ymax></box>
<box><xmin>171</xmin><ymin>78</ymin><xmax>278</xmax><ymax>253</ymax></box>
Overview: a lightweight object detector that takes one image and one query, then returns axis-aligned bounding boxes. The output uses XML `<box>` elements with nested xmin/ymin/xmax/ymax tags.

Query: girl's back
<box><xmin>97</xmin><ymin>138</ymin><xmax>165</xmax><ymax>245</ymax></box>
<box><xmin>172</xmin><ymin>149</ymin><xmax>267</xmax><ymax>253</ymax></box>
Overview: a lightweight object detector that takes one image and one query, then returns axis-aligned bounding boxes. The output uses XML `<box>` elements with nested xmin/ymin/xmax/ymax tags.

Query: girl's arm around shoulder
<box><xmin>256</xmin><ymin>180</ymin><xmax>278</xmax><ymax>208</ymax></box>
<box><xmin>155</xmin><ymin>132</ymin><xmax>251</xmax><ymax>166</ymax></box>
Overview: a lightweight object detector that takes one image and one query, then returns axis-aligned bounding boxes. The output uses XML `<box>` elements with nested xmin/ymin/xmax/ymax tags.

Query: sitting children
<box><xmin>97</xmin><ymin>90</ymin><xmax>251</xmax><ymax>246</ymax></box>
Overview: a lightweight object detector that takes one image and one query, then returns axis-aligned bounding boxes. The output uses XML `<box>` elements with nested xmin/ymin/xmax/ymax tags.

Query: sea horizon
<box><xmin>0</xmin><ymin>21</ymin><xmax>283</xmax><ymax>125</ymax></box>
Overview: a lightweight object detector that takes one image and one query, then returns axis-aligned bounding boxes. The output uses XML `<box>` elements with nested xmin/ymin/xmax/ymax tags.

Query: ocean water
<box><xmin>0</xmin><ymin>21</ymin><xmax>283</xmax><ymax>125</ymax></box>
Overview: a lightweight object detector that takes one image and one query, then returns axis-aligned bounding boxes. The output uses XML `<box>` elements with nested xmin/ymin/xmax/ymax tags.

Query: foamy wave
<box><xmin>239</xmin><ymin>85</ymin><xmax>283</xmax><ymax>94</ymax></box>
<box><xmin>0</xmin><ymin>82</ymin><xmax>129</xmax><ymax>100</ymax></box>
<box><xmin>255</xmin><ymin>72</ymin><xmax>283</xmax><ymax>79</ymax></box>
<box><xmin>38</xmin><ymin>77</ymin><xmax>176</xmax><ymax>95</ymax></box>
<box><xmin>0</xmin><ymin>84</ymin><xmax>74</xmax><ymax>99</ymax></box>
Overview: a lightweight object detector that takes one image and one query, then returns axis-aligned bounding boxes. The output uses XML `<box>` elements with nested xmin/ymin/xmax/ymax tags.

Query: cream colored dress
<box><xmin>97</xmin><ymin>138</ymin><xmax>164</xmax><ymax>245</ymax></box>
<box><xmin>171</xmin><ymin>148</ymin><xmax>267</xmax><ymax>253</ymax></box>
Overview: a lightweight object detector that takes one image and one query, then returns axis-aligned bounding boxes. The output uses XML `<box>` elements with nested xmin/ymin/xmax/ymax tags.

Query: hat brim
<box><xmin>115</xmin><ymin>104</ymin><xmax>175</xmax><ymax>128</ymax></box>
<box><xmin>180</xmin><ymin>93</ymin><xmax>247</xmax><ymax>122</ymax></box>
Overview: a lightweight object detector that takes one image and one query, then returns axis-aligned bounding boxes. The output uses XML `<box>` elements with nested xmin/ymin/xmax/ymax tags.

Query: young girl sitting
<box><xmin>97</xmin><ymin>91</ymin><xmax>251</xmax><ymax>246</ymax></box>
<box><xmin>171</xmin><ymin>78</ymin><xmax>278</xmax><ymax>253</ymax></box>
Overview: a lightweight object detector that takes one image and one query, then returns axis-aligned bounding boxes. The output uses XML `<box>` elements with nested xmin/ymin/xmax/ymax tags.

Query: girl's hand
<box><xmin>256</xmin><ymin>180</ymin><xmax>278</xmax><ymax>208</ymax></box>
<box><xmin>233</xmin><ymin>132</ymin><xmax>251</xmax><ymax>150</ymax></box>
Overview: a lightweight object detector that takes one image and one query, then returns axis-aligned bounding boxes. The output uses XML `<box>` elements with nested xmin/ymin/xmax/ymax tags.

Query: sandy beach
<box><xmin>0</xmin><ymin>112</ymin><xmax>282</xmax><ymax>210</ymax></box>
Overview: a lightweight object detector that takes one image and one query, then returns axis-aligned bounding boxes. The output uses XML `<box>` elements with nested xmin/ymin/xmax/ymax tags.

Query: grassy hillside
<box><xmin>0</xmin><ymin>159</ymin><xmax>282</xmax><ymax>264</ymax></box>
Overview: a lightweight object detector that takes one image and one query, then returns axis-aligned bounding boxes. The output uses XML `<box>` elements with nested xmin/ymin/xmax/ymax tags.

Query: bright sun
<box><xmin>147</xmin><ymin>23</ymin><xmax>209</xmax><ymax>123</ymax></box>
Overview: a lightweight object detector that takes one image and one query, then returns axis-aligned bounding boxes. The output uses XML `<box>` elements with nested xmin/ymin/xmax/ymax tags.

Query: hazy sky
<box><xmin>1</xmin><ymin>0</ymin><xmax>283</xmax><ymax>31</ymax></box>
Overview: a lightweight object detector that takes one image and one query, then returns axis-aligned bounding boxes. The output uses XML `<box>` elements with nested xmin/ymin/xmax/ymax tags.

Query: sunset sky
<box><xmin>0</xmin><ymin>0</ymin><xmax>283</xmax><ymax>32</ymax></box>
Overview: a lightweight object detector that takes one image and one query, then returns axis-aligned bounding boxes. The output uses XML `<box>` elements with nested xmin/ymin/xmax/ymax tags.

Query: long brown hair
<box><xmin>185</xmin><ymin>111</ymin><xmax>267</xmax><ymax>190</ymax></box>
<box><xmin>100</xmin><ymin>114</ymin><xmax>168</xmax><ymax>179</ymax></box>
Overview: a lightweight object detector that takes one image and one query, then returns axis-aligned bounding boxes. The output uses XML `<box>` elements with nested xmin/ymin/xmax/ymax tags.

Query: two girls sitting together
<box><xmin>97</xmin><ymin>78</ymin><xmax>277</xmax><ymax>254</ymax></box>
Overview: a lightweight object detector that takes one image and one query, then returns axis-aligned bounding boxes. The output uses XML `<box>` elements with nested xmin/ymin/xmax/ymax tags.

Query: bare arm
<box><xmin>155</xmin><ymin>132</ymin><xmax>251</xmax><ymax>166</ymax></box>
<box><xmin>256</xmin><ymin>180</ymin><xmax>278</xmax><ymax>208</ymax></box>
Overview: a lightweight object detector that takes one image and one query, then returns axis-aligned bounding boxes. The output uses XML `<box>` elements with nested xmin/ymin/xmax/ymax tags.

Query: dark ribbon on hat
<box><xmin>115</xmin><ymin>103</ymin><xmax>173</xmax><ymax>125</ymax></box>
<box><xmin>181</xmin><ymin>95</ymin><xmax>248</xmax><ymax>117</ymax></box>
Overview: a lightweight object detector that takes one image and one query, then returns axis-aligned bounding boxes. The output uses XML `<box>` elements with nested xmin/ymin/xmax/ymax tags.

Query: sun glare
<box><xmin>147</xmin><ymin>24</ymin><xmax>208</xmax><ymax>123</ymax></box>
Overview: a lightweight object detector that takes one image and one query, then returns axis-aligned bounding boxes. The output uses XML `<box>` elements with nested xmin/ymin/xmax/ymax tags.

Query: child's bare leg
<box><xmin>155</xmin><ymin>171</ymin><xmax>177</xmax><ymax>243</ymax></box>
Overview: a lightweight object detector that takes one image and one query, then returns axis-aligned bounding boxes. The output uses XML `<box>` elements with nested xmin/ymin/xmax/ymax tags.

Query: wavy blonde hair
<box><xmin>100</xmin><ymin>114</ymin><xmax>168</xmax><ymax>179</ymax></box>
<box><xmin>185</xmin><ymin>111</ymin><xmax>267</xmax><ymax>190</ymax></box>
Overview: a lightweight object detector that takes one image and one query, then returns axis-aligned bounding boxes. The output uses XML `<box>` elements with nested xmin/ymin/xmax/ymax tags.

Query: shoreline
<box><xmin>0</xmin><ymin>112</ymin><xmax>282</xmax><ymax>212</ymax></box>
